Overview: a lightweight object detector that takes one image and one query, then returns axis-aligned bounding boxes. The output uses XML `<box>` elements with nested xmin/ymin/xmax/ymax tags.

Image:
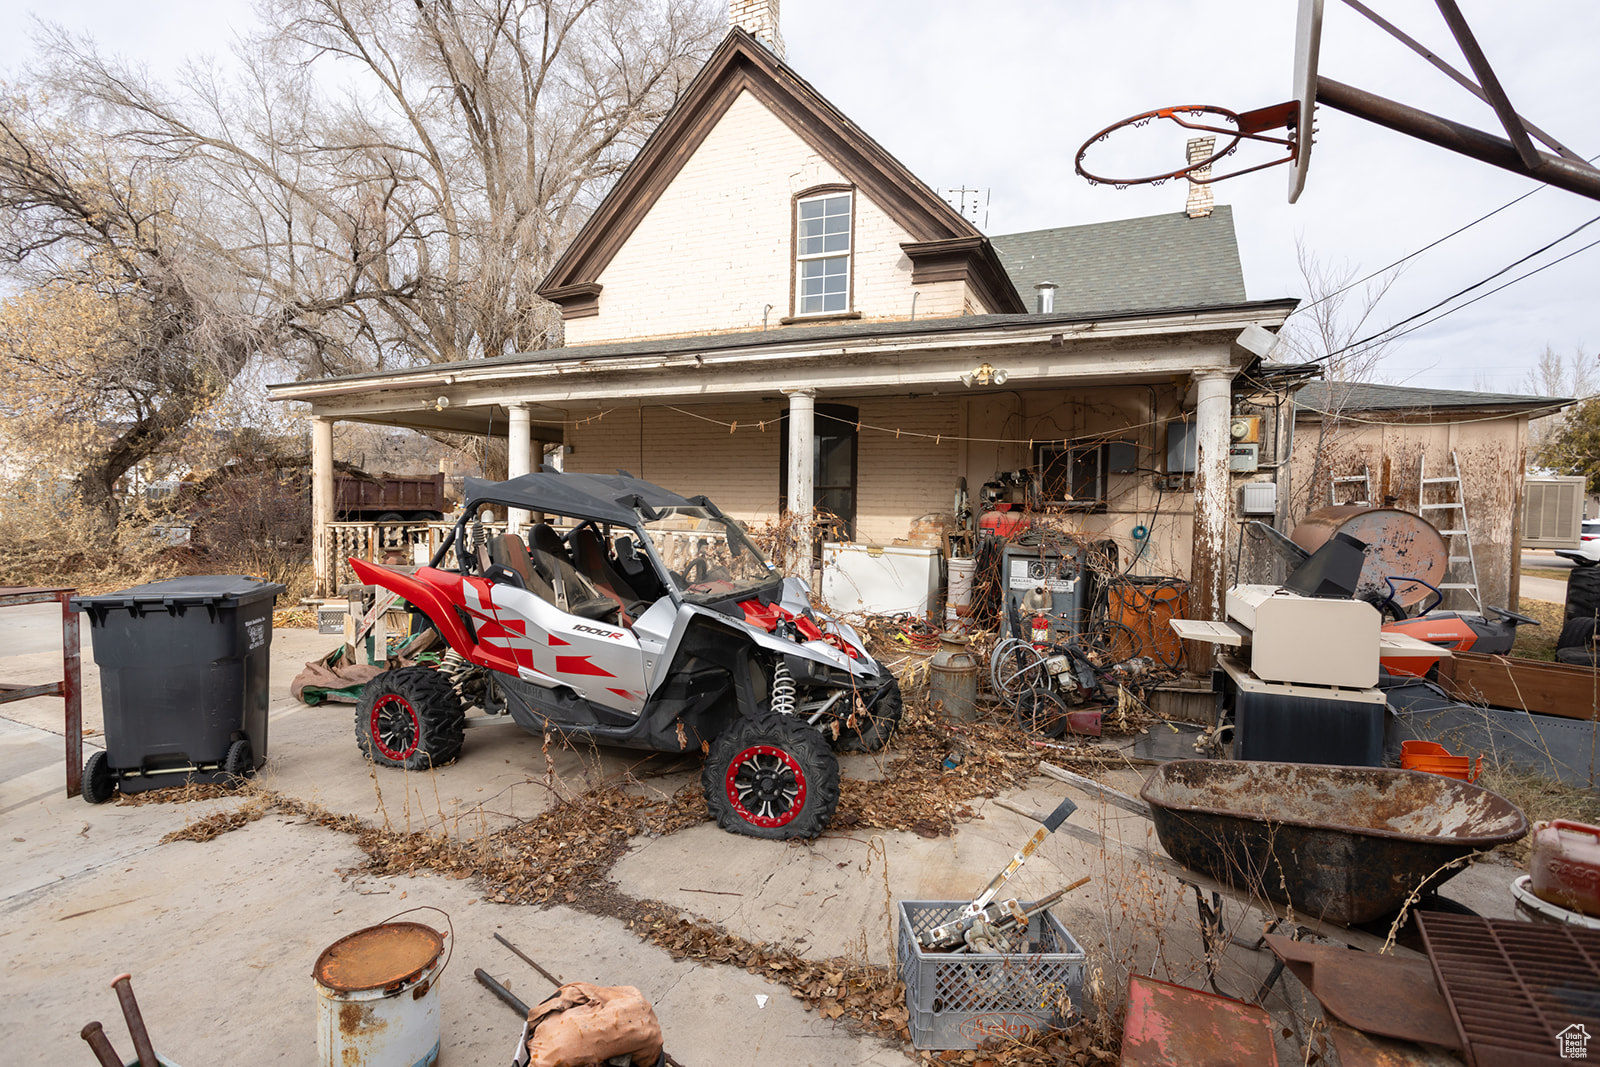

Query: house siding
<box><xmin>565</xmin><ymin>386</ymin><xmax>1201</xmax><ymax>580</ymax></box>
<box><xmin>564</xmin><ymin>90</ymin><xmax>972</xmax><ymax>347</ymax></box>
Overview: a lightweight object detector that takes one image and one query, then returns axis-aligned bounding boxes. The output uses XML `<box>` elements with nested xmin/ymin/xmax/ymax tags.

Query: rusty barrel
<box><xmin>1290</xmin><ymin>506</ymin><xmax>1447</xmax><ymax>608</ymax></box>
<box><xmin>314</xmin><ymin>921</ymin><xmax>445</xmax><ymax>1067</ymax></box>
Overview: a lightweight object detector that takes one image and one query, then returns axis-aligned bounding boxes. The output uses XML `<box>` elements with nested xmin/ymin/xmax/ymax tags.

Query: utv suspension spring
<box><xmin>770</xmin><ymin>662</ymin><xmax>796</xmax><ymax>717</ymax></box>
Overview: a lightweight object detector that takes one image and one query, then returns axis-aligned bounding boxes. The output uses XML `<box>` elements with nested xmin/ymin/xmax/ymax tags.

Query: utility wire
<box><xmin>1307</xmin><ymin>212</ymin><xmax>1600</xmax><ymax>366</ymax></box>
<box><xmin>1291</xmin><ymin>150</ymin><xmax>1600</xmax><ymax>318</ymax></box>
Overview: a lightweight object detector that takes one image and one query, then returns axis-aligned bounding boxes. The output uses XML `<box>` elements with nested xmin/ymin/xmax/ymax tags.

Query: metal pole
<box><xmin>61</xmin><ymin>590</ymin><xmax>81</xmax><ymax>797</ymax></box>
<box><xmin>1316</xmin><ymin>76</ymin><xmax>1600</xmax><ymax>202</ymax></box>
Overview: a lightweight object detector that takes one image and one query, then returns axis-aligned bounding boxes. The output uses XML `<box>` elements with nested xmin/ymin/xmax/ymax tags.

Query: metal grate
<box><xmin>1418</xmin><ymin>912</ymin><xmax>1600</xmax><ymax>1067</ymax></box>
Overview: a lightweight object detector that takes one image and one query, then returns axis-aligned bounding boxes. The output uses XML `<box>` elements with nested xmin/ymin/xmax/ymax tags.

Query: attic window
<box><xmin>795</xmin><ymin>191</ymin><xmax>852</xmax><ymax>315</ymax></box>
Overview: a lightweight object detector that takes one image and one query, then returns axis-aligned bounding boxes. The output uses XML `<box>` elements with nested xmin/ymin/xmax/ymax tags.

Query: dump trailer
<box><xmin>335</xmin><ymin>473</ymin><xmax>447</xmax><ymax>522</ymax></box>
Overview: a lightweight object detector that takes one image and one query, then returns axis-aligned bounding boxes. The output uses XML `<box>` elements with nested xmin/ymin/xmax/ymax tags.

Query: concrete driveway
<box><xmin>0</xmin><ymin>601</ymin><xmax>1525</xmax><ymax>1065</ymax></box>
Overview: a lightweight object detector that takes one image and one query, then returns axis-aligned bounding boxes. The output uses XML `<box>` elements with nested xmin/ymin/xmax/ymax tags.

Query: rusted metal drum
<box><xmin>929</xmin><ymin>633</ymin><xmax>981</xmax><ymax>721</ymax></box>
<box><xmin>314</xmin><ymin>921</ymin><xmax>445</xmax><ymax>1067</ymax></box>
<box><xmin>1289</xmin><ymin>506</ymin><xmax>1447</xmax><ymax>608</ymax></box>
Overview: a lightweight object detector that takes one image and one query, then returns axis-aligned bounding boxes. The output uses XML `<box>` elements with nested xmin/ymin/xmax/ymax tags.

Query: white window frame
<box><xmin>794</xmin><ymin>191</ymin><xmax>853</xmax><ymax>316</ymax></box>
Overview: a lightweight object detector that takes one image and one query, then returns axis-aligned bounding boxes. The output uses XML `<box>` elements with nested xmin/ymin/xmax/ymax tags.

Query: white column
<box><xmin>1190</xmin><ymin>369</ymin><xmax>1234</xmax><ymax>666</ymax></box>
<box><xmin>784</xmin><ymin>388</ymin><xmax>816</xmax><ymax>578</ymax></box>
<box><xmin>507</xmin><ymin>403</ymin><xmax>533</xmax><ymax>531</ymax></box>
<box><xmin>311</xmin><ymin>415</ymin><xmax>335</xmax><ymax>598</ymax></box>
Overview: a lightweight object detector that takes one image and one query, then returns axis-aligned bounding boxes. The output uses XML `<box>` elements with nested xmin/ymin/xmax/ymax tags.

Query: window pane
<box><xmin>801</xmin><ymin>259</ymin><xmax>825</xmax><ymax>279</ymax></box>
<box><xmin>802</xmin><ymin>278</ymin><xmax>824</xmax><ymax>297</ymax></box>
<box><xmin>824</xmin><ymin>213</ymin><xmax>849</xmax><ymax>234</ymax></box>
<box><xmin>800</xmin><ymin>293</ymin><xmax>824</xmax><ymax>314</ymax></box>
<box><xmin>799</xmin><ymin>199</ymin><xmax>824</xmax><ymax>220</ymax></box>
<box><xmin>824</xmin><ymin>232</ymin><xmax>848</xmax><ymax>253</ymax></box>
<box><xmin>822</xmin><ymin>195</ymin><xmax>850</xmax><ymax>216</ymax></box>
<box><xmin>816</xmin><ymin>434</ymin><xmax>853</xmax><ymax>486</ymax></box>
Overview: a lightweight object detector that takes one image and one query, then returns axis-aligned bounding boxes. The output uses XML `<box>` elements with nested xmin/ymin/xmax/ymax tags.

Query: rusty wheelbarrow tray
<box><xmin>1137</xmin><ymin>760</ymin><xmax>1528</xmax><ymax>926</ymax></box>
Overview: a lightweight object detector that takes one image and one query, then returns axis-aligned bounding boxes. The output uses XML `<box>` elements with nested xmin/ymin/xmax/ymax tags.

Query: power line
<box><xmin>1290</xmin><ymin>150</ymin><xmax>1600</xmax><ymax>318</ymax></box>
<box><xmin>1308</xmin><ymin>212</ymin><xmax>1600</xmax><ymax>366</ymax></box>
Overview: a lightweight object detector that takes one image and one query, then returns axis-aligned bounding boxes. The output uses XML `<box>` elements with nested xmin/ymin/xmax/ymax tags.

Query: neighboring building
<box><xmin>270</xmin><ymin>12</ymin><xmax>1299</xmax><ymax>636</ymax></box>
<box><xmin>1284</xmin><ymin>381</ymin><xmax>1573</xmax><ymax>610</ymax></box>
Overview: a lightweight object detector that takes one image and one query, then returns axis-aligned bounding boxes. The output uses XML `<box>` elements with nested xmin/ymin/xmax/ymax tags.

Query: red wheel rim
<box><xmin>724</xmin><ymin>744</ymin><xmax>807</xmax><ymax>828</ymax></box>
<box><xmin>370</xmin><ymin>694</ymin><xmax>420</xmax><ymax>760</ymax></box>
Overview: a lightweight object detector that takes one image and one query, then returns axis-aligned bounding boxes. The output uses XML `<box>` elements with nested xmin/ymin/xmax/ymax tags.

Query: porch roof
<box><xmin>1296</xmin><ymin>381</ymin><xmax>1573</xmax><ymax>417</ymax></box>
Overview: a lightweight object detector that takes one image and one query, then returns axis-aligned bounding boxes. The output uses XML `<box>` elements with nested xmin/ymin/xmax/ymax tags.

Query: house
<box><xmin>268</xmin><ymin>4</ymin><xmax>1299</xmax><ymax>651</ymax></box>
<box><xmin>1281</xmin><ymin>380</ymin><xmax>1574</xmax><ymax>610</ymax></box>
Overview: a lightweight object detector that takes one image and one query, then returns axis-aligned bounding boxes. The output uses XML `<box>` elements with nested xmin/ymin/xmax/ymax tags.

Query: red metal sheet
<box><xmin>1265</xmin><ymin>935</ymin><xmax>1461</xmax><ymax>1048</ymax></box>
<box><xmin>1121</xmin><ymin>975</ymin><xmax>1279</xmax><ymax>1067</ymax></box>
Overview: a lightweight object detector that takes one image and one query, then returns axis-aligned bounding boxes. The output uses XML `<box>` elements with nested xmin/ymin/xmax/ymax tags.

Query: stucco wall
<box><xmin>1289</xmin><ymin>413</ymin><xmax>1530</xmax><ymax>610</ymax></box>
<box><xmin>565</xmin><ymin>90</ymin><xmax>977</xmax><ymax>346</ymax></box>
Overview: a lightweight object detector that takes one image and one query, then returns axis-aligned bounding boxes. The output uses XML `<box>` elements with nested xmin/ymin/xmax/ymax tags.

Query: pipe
<box><xmin>493</xmin><ymin>932</ymin><xmax>564</xmax><ymax>989</ymax></box>
<box><xmin>762</xmin><ymin>304</ymin><xmax>773</xmax><ymax>331</ymax></box>
<box><xmin>110</xmin><ymin>974</ymin><xmax>158</xmax><ymax>1067</ymax></box>
<box><xmin>80</xmin><ymin>1022</ymin><xmax>123</xmax><ymax>1067</ymax></box>
<box><xmin>1315</xmin><ymin>75</ymin><xmax>1600</xmax><ymax>202</ymax></box>
<box><xmin>474</xmin><ymin>968</ymin><xmax>532</xmax><ymax>1019</ymax></box>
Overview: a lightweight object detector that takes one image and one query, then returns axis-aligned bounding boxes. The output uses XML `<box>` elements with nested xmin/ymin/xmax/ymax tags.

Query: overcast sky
<box><xmin>4</xmin><ymin>1</ymin><xmax>1596</xmax><ymax>394</ymax></box>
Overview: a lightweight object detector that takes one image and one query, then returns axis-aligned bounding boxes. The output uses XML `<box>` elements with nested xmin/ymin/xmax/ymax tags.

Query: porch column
<box><xmin>1189</xmin><ymin>369</ymin><xmax>1233</xmax><ymax>671</ymax></box>
<box><xmin>311</xmin><ymin>415</ymin><xmax>335</xmax><ymax>598</ymax></box>
<box><xmin>507</xmin><ymin>402</ymin><xmax>533</xmax><ymax>531</ymax></box>
<box><xmin>784</xmin><ymin>388</ymin><xmax>816</xmax><ymax>577</ymax></box>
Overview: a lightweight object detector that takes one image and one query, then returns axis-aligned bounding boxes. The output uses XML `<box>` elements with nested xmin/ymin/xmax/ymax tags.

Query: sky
<box><xmin>3</xmin><ymin>0</ymin><xmax>1596</xmax><ymax>395</ymax></box>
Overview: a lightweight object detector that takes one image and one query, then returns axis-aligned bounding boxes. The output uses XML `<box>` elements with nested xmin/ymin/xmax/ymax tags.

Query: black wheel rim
<box><xmin>370</xmin><ymin>694</ymin><xmax>420</xmax><ymax>760</ymax></box>
<box><xmin>724</xmin><ymin>744</ymin><xmax>806</xmax><ymax>828</ymax></box>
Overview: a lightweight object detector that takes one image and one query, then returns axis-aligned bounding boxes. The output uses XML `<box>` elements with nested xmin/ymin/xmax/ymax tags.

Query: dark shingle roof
<box><xmin>1296</xmin><ymin>381</ymin><xmax>1573</xmax><ymax>415</ymax></box>
<box><xmin>989</xmin><ymin>208</ymin><xmax>1248</xmax><ymax>315</ymax></box>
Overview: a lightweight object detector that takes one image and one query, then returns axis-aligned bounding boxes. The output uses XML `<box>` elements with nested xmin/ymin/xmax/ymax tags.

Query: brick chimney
<box><xmin>730</xmin><ymin>0</ymin><xmax>785</xmax><ymax>60</ymax></box>
<box><xmin>1185</xmin><ymin>136</ymin><xmax>1215</xmax><ymax>218</ymax></box>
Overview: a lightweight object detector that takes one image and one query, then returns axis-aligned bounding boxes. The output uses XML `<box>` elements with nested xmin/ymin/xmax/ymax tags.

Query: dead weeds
<box><xmin>1478</xmin><ymin>763</ymin><xmax>1600</xmax><ymax>863</ymax></box>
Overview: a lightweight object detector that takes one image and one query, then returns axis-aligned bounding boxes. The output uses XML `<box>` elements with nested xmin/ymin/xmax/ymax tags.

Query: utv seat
<box><xmin>485</xmin><ymin>533</ymin><xmax>559</xmax><ymax>603</ymax></box>
<box><xmin>569</xmin><ymin>528</ymin><xmax>653</xmax><ymax>624</ymax></box>
<box><xmin>527</xmin><ymin>524</ymin><xmax>620</xmax><ymax>623</ymax></box>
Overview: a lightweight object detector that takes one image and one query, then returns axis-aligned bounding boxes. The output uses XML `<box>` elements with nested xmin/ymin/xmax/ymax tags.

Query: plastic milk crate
<box><xmin>896</xmin><ymin>900</ymin><xmax>1086</xmax><ymax>1051</ymax></box>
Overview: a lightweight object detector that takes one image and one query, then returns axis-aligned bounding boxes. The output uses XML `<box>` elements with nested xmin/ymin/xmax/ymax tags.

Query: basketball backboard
<box><xmin>1288</xmin><ymin>0</ymin><xmax>1323</xmax><ymax>203</ymax></box>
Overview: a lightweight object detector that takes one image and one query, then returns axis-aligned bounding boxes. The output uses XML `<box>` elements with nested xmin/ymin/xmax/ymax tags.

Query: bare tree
<box><xmin>0</xmin><ymin>96</ymin><xmax>278</xmax><ymax>530</ymax></box>
<box><xmin>1277</xmin><ymin>245</ymin><xmax>1403</xmax><ymax>520</ymax></box>
<box><xmin>42</xmin><ymin>0</ymin><xmax>722</xmax><ymax>376</ymax></box>
<box><xmin>1521</xmin><ymin>344</ymin><xmax>1596</xmax><ymax>462</ymax></box>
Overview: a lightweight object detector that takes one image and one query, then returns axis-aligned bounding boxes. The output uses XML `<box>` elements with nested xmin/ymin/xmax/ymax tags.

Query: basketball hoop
<box><xmin>1074</xmin><ymin>102</ymin><xmax>1301</xmax><ymax>189</ymax></box>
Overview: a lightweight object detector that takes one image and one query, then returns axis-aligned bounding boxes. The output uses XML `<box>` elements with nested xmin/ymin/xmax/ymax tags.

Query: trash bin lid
<box><xmin>72</xmin><ymin>575</ymin><xmax>288</xmax><ymax>613</ymax></box>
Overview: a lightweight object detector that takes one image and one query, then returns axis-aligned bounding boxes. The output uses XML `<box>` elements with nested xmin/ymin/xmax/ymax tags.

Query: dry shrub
<box><xmin>0</xmin><ymin>480</ymin><xmax>182</xmax><ymax>588</ymax></box>
<box><xmin>188</xmin><ymin>467</ymin><xmax>313</xmax><ymax>594</ymax></box>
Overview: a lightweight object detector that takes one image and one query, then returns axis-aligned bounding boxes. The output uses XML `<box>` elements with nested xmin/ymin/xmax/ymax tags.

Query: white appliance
<box><xmin>821</xmin><ymin>543</ymin><xmax>942</xmax><ymax>617</ymax></box>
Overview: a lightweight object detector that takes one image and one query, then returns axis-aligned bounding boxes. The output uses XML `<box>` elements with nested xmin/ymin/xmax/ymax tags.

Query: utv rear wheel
<box><xmin>356</xmin><ymin>666</ymin><xmax>466</xmax><ymax>770</ymax></box>
<box><xmin>703</xmin><ymin>716</ymin><xmax>839</xmax><ymax>840</ymax></box>
<box><xmin>833</xmin><ymin>677</ymin><xmax>904</xmax><ymax>753</ymax></box>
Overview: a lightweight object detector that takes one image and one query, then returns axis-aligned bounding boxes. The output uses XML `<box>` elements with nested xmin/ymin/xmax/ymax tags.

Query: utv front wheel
<box><xmin>356</xmin><ymin>666</ymin><xmax>466</xmax><ymax>770</ymax></box>
<box><xmin>834</xmin><ymin>677</ymin><xmax>904</xmax><ymax>753</ymax></box>
<box><xmin>703</xmin><ymin>716</ymin><xmax>839</xmax><ymax>840</ymax></box>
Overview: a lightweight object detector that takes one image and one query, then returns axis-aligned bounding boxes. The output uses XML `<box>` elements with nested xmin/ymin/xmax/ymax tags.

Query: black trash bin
<box><xmin>73</xmin><ymin>575</ymin><xmax>287</xmax><ymax>802</ymax></box>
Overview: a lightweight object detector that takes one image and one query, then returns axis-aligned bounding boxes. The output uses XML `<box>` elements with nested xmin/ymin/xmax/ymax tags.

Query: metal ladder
<box><xmin>1418</xmin><ymin>451</ymin><xmax>1482</xmax><ymax>612</ymax></box>
<box><xmin>1330</xmin><ymin>465</ymin><xmax>1372</xmax><ymax>506</ymax></box>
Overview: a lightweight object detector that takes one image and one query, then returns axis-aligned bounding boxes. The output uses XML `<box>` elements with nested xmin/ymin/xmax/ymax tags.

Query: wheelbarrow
<box><xmin>1000</xmin><ymin>760</ymin><xmax>1528</xmax><ymax>994</ymax></box>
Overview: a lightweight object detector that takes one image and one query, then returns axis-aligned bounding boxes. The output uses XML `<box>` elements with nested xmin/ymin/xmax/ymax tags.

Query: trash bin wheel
<box><xmin>703</xmin><ymin>715</ymin><xmax>838</xmax><ymax>840</ymax></box>
<box><xmin>224</xmin><ymin>738</ymin><xmax>254</xmax><ymax>781</ymax></box>
<box><xmin>83</xmin><ymin>750</ymin><xmax>115</xmax><ymax>805</ymax></box>
<box><xmin>356</xmin><ymin>666</ymin><xmax>466</xmax><ymax>771</ymax></box>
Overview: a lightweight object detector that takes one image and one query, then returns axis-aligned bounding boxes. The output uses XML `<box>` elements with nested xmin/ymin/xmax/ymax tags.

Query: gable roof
<box><xmin>990</xmin><ymin>209</ymin><xmax>1247</xmax><ymax>315</ymax></box>
<box><xmin>537</xmin><ymin>29</ymin><xmax>1025</xmax><ymax>316</ymax></box>
<box><xmin>1296</xmin><ymin>380</ymin><xmax>1572</xmax><ymax>416</ymax></box>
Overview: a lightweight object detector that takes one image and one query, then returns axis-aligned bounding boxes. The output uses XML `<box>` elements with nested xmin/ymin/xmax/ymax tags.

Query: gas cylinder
<box><xmin>929</xmin><ymin>633</ymin><xmax>981</xmax><ymax>721</ymax></box>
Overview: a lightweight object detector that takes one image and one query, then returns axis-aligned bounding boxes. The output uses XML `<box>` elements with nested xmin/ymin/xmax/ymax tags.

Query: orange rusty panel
<box><xmin>1121</xmin><ymin>975</ymin><xmax>1279</xmax><ymax>1066</ymax></box>
<box><xmin>314</xmin><ymin>922</ymin><xmax>444</xmax><ymax>992</ymax></box>
<box><xmin>1107</xmin><ymin>578</ymin><xmax>1189</xmax><ymax>669</ymax></box>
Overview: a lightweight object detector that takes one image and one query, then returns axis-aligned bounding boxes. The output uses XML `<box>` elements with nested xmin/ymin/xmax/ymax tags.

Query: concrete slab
<box><xmin>0</xmin><ymin>611</ymin><xmax>1539</xmax><ymax>1064</ymax></box>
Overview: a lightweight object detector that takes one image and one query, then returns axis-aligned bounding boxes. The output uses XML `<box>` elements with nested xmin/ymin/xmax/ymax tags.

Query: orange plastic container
<box><xmin>1530</xmin><ymin>820</ymin><xmax>1600</xmax><ymax>918</ymax></box>
<box><xmin>1400</xmin><ymin>740</ymin><xmax>1481</xmax><ymax>782</ymax></box>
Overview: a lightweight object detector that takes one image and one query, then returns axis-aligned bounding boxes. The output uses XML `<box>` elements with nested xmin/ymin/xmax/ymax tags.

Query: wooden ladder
<box><xmin>1418</xmin><ymin>451</ymin><xmax>1482</xmax><ymax>612</ymax></box>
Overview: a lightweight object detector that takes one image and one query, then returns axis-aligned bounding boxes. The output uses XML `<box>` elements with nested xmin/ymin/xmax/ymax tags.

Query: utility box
<box><xmin>73</xmin><ymin>575</ymin><xmax>286</xmax><ymax>796</ymax></box>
